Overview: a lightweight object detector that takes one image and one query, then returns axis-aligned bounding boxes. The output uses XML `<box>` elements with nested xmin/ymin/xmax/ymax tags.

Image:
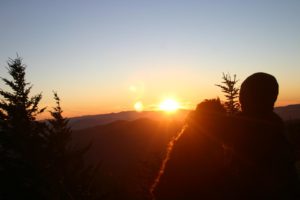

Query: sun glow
<box><xmin>134</xmin><ymin>101</ymin><xmax>144</xmax><ymax>112</ymax></box>
<box><xmin>159</xmin><ymin>98</ymin><xmax>180</xmax><ymax>113</ymax></box>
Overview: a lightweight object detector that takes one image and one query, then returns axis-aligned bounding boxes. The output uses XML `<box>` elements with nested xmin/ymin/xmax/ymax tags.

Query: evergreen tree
<box><xmin>0</xmin><ymin>57</ymin><xmax>102</xmax><ymax>199</ymax></box>
<box><xmin>216</xmin><ymin>73</ymin><xmax>240</xmax><ymax>115</ymax></box>
<box><xmin>46</xmin><ymin>92</ymin><xmax>102</xmax><ymax>199</ymax></box>
<box><xmin>0</xmin><ymin>57</ymin><xmax>47</xmax><ymax>199</ymax></box>
<box><xmin>44</xmin><ymin>92</ymin><xmax>72</xmax><ymax>199</ymax></box>
<box><xmin>47</xmin><ymin>92</ymin><xmax>71</xmax><ymax>160</ymax></box>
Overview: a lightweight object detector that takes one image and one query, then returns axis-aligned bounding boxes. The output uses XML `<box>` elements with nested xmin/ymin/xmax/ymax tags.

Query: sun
<box><xmin>159</xmin><ymin>98</ymin><xmax>180</xmax><ymax>113</ymax></box>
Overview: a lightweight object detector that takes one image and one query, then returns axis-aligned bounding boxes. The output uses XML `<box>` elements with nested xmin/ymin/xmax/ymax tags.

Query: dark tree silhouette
<box><xmin>0</xmin><ymin>57</ymin><xmax>47</xmax><ymax>199</ymax></box>
<box><xmin>0</xmin><ymin>57</ymin><xmax>46</xmax><ymax>134</ymax></box>
<box><xmin>216</xmin><ymin>73</ymin><xmax>240</xmax><ymax>115</ymax></box>
<box><xmin>47</xmin><ymin>92</ymin><xmax>72</xmax><ymax>160</ymax></box>
<box><xmin>44</xmin><ymin>92</ymin><xmax>73</xmax><ymax>199</ymax></box>
<box><xmin>45</xmin><ymin>92</ymin><xmax>102</xmax><ymax>199</ymax></box>
<box><xmin>0</xmin><ymin>57</ymin><xmax>102</xmax><ymax>199</ymax></box>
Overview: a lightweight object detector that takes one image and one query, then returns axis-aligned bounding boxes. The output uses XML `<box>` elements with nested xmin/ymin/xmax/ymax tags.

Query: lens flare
<box><xmin>134</xmin><ymin>101</ymin><xmax>144</xmax><ymax>112</ymax></box>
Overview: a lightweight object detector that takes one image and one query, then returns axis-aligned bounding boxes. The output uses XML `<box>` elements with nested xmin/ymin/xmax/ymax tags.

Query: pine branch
<box><xmin>216</xmin><ymin>73</ymin><xmax>240</xmax><ymax>115</ymax></box>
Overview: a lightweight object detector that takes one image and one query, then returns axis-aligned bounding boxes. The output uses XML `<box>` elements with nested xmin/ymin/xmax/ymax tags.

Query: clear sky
<box><xmin>1</xmin><ymin>0</ymin><xmax>300</xmax><ymax>117</ymax></box>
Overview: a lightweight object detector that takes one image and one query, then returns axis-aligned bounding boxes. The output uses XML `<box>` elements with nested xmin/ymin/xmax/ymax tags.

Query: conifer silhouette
<box><xmin>216</xmin><ymin>73</ymin><xmax>240</xmax><ymax>114</ymax></box>
<box><xmin>47</xmin><ymin>92</ymin><xmax>71</xmax><ymax>158</ymax></box>
<box><xmin>0</xmin><ymin>57</ymin><xmax>102</xmax><ymax>199</ymax></box>
<box><xmin>0</xmin><ymin>56</ymin><xmax>47</xmax><ymax>199</ymax></box>
<box><xmin>45</xmin><ymin>92</ymin><xmax>102</xmax><ymax>199</ymax></box>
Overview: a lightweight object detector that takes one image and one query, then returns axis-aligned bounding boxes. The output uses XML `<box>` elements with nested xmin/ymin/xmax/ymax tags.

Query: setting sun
<box><xmin>159</xmin><ymin>99</ymin><xmax>180</xmax><ymax>113</ymax></box>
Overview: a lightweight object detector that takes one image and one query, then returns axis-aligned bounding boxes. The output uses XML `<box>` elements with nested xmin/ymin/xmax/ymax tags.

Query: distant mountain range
<box><xmin>68</xmin><ymin>104</ymin><xmax>300</xmax><ymax>130</ymax></box>
<box><xmin>69</xmin><ymin>109</ymin><xmax>190</xmax><ymax>130</ymax></box>
<box><xmin>274</xmin><ymin>104</ymin><xmax>300</xmax><ymax>121</ymax></box>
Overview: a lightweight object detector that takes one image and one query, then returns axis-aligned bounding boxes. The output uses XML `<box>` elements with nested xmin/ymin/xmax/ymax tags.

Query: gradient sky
<box><xmin>0</xmin><ymin>0</ymin><xmax>300</xmax><ymax>117</ymax></box>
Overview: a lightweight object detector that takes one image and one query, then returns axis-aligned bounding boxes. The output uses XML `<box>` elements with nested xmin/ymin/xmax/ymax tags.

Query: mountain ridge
<box><xmin>69</xmin><ymin>109</ymin><xmax>190</xmax><ymax>130</ymax></box>
<box><xmin>67</xmin><ymin>104</ymin><xmax>300</xmax><ymax>130</ymax></box>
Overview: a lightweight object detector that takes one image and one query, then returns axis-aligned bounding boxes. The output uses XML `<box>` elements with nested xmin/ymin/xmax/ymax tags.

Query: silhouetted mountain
<box><xmin>274</xmin><ymin>104</ymin><xmax>300</xmax><ymax>120</ymax></box>
<box><xmin>69</xmin><ymin>110</ymin><xmax>189</xmax><ymax>130</ymax></box>
<box><xmin>72</xmin><ymin>118</ymin><xmax>183</xmax><ymax>200</ymax></box>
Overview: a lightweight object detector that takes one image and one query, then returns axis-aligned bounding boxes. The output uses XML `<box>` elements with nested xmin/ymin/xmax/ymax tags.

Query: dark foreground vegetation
<box><xmin>0</xmin><ymin>57</ymin><xmax>299</xmax><ymax>199</ymax></box>
<box><xmin>0</xmin><ymin>57</ymin><xmax>103</xmax><ymax>199</ymax></box>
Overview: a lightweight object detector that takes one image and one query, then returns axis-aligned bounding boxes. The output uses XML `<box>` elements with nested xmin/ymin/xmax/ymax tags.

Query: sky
<box><xmin>0</xmin><ymin>0</ymin><xmax>300</xmax><ymax>117</ymax></box>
